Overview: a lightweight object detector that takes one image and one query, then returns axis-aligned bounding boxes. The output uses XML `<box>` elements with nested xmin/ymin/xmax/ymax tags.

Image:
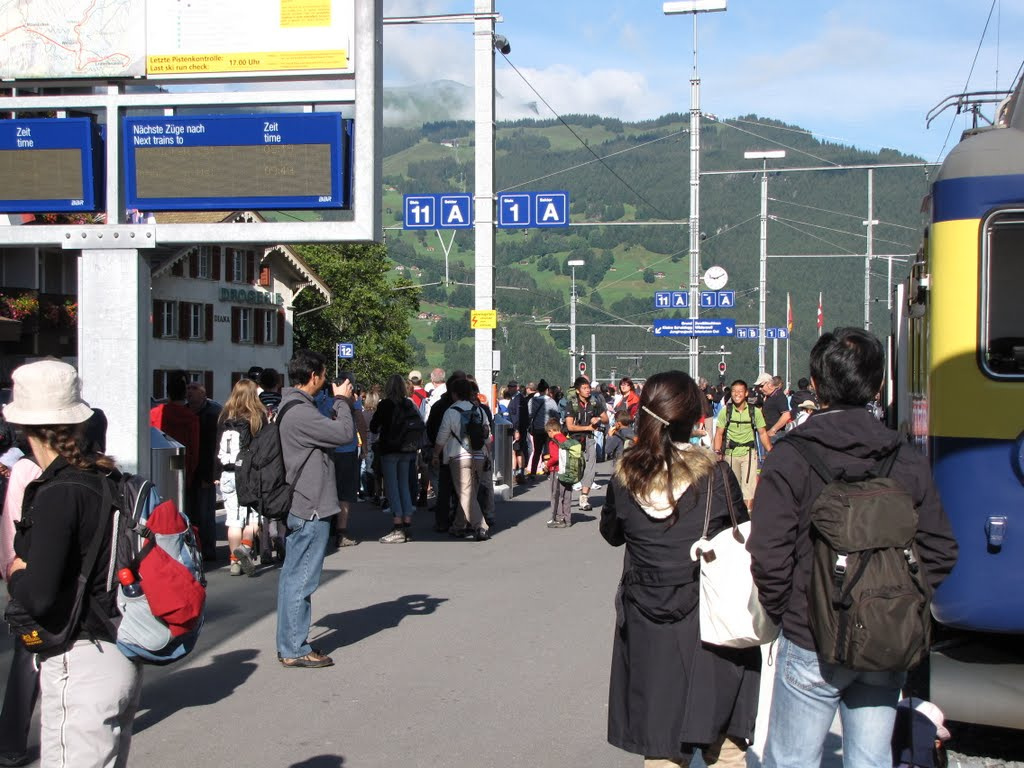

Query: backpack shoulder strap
<box><xmin>786</xmin><ymin>435</ymin><xmax>835</xmax><ymax>484</ymax></box>
<box><xmin>274</xmin><ymin>398</ymin><xmax>302</xmax><ymax>425</ymax></box>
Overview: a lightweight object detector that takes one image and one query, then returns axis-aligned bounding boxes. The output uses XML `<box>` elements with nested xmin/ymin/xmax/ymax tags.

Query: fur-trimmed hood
<box><xmin>614</xmin><ymin>443</ymin><xmax>718</xmax><ymax>519</ymax></box>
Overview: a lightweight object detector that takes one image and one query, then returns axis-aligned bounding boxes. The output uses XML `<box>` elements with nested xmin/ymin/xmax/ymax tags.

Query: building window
<box><xmin>262</xmin><ymin>310</ymin><xmax>276</xmax><ymax>345</ymax></box>
<box><xmin>239</xmin><ymin>307</ymin><xmax>253</xmax><ymax>343</ymax></box>
<box><xmin>162</xmin><ymin>301</ymin><xmax>178</xmax><ymax>338</ymax></box>
<box><xmin>189</xmin><ymin>303</ymin><xmax>204</xmax><ymax>339</ymax></box>
<box><xmin>232</xmin><ymin>249</ymin><xmax>245</xmax><ymax>283</ymax></box>
<box><xmin>197</xmin><ymin>247</ymin><xmax>211</xmax><ymax>279</ymax></box>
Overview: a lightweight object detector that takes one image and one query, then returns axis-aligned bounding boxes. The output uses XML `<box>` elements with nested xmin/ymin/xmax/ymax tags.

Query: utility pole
<box><xmin>745</xmin><ymin>149</ymin><xmax>785</xmax><ymax>373</ymax></box>
<box><xmin>863</xmin><ymin>168</ymin><xmax>877</xmax><ymax>332</ymax></box>
<box><xmin>568</xmin><ymin>259</ymin><xmax>584</xmax><ymax>384</ymax></box>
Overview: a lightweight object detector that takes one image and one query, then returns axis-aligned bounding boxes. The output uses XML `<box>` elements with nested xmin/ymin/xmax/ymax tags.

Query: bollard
<box><xmin>492</xmin><ymin>413</ymin><xmax>513</xmax><ymax>501</ymax></box>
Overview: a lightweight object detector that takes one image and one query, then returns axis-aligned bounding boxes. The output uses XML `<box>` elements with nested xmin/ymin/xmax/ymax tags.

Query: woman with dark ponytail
<box><xmin>601</xmin><ymin>370</ymin><xmax>761</xmax><ymax>768</ymax></box>
<box><xmin>4</xmin><ymin>360</ymin><xmax>142</xmax><ymax>767</ymax></box>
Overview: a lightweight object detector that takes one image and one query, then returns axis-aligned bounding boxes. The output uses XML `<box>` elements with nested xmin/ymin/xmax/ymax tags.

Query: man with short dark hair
<box><xmin>258</xmin><ymin>368</ymin><xmax>283</xmax><ymax>414</ymax></box>
<box><xmin>749</xmin><ymin>328</ymin><xmax>958</xmax><ymax>768</ymax></box>
<box><xmin>713</xmin><ymin>379</ymin><xmax>771</xmax><ymax>511</ymax></box>
<box><xmin>564</xmin><ymin>376</ymin><xmax>608</xmax><ymax>512</ymax></box>
<box><xmin>275</xmin><ymin>349</ymin><xmax>355</xmax><ymax>668</ymax></box>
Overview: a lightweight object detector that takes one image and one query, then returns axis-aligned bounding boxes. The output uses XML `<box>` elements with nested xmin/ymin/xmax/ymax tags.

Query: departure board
<box><xmin>123</xmin><ymin>113</ymin><xmax>349</xmax><ymax>210</ymax></box>
<box><xmin>0</xmin><ymin>118</ymin><xmax>100</xmax><ymax>212</ymax></box>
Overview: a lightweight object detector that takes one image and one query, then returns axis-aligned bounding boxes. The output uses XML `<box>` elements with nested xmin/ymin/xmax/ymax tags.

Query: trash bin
<box><xmin>492</xmin><ymin>413</ymin><xmax>513</xmax><ymax>489</ymax></box>
<box><xmin>150</xmin><ymin>427</ymin><xmax>186</xmax><ymax>516</ymax></box>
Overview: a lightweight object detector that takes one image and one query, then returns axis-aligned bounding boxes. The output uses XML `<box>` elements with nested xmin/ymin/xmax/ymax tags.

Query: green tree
<box><xmin>293</xmin><ymin>242</ymin><xmax>419</xmax><ymax>388</ymax></box>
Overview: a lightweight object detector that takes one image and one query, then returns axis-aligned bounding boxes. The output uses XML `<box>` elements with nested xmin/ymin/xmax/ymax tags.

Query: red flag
<box><xmin>787</xmin><ymin>292</ymin><xmax>793</xmax><ymax>333</ymax></box>
<box><xmin>816</xmin><ymin>292</ymin><xmax>824</xmax><ymax>334</ymax></box>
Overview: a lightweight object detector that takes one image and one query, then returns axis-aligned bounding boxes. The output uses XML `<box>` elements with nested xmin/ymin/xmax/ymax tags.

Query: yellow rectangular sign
<box><xmin>470</xmin><ymin>310</ymin><xmax>497</xmax><ymax>330</ymax></box>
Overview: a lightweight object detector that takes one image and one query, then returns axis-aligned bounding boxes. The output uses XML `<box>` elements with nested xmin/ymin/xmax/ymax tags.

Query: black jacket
<box><xmin>747</xmin><ymin>406</ymin><xmax>958</xmax><ymax>652</ymax></box>
<box><xmin>8</xmin><ymin>458</ymin><xmax>119</xmax><ymax>644</ymax></box>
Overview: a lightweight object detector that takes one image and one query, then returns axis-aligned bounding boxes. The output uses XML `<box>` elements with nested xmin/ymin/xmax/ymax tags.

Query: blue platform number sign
<box><xmin>498</xmin><ymin>193</ymin><xmax>532</xmax><ymax>227</ymax></box>
<box><xmin>654</xmin><ymin>291</ymin><xmax>671</xmax><ymax>309</ymax></box>
<box><xmin>717</xmin><ymin>291</ymin><xmax>735</xmax><ymax>308</ymax></box>
<box><xmin>534</xmin><ymin>192</ymin><xmax>569</xmax><ymax>228</ymax></box>
<box><xmin>777</xmin><ymin>328</ymin><xmax>789</xmax><ymax>339</ymax></box>
<box><xmin>672</xmin><ymin>291</ymin><xmax>688</xmax><ymax>308</ymax></box>
<box><xmin>403</xmin><ymin>195</ymin><xmax>437</xmax><ymax>229</ymax></box>
<box><xmin>439</xmin><ymin>194</ymin><xmax>472</xmax><ymax>229</ymax></box>
<box><xmin>765</xmin><ymin>328</ymin><xmax>777</xmax><ymax>339</ymax></box>
<box><xmin>700</xmin><ymin>291</ymin><xmax>718</xmax><ymax>308</ymax></box>
<box><xmin>337</xmin><ymin>342</ymin><xmax>354</xmax><ymax>359</ymax></box>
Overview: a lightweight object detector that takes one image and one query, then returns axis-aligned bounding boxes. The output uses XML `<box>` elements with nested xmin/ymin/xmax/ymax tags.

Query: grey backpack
<box><xmin>787</xmin><ymin>436</ymin><xmax>932</xmax><ymax>672</ymax></box>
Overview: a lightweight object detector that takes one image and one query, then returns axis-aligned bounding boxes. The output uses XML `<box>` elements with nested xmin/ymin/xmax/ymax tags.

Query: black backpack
<box><xmin>235</xmin><ymin>400</ymin><xmax>313</xmax><ymax>521</ymax></box>
<box><xmin>787</xmin><ymin>436</ymin><xmax>932</xmax><ymax>672</ymax></box>
<box><xmin>388</xmin><ymin>398</ymin><xmax>427</xmax><ymax>452</ymax></box>
<box><xmin>458</xmin><ymin>402</ymin><xmax>490</xmax><ymax>451</ymax></box>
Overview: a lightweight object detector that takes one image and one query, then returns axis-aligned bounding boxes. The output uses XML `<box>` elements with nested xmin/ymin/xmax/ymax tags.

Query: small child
<box><xmin>544</xmin><ymin>418</ymin><xmax>572</xmax><ymax>529</ymax></box>
<box><xmin>604</xmin><ymin>411</ymin><xmax>636</xmax><ymax>464</ymax></box>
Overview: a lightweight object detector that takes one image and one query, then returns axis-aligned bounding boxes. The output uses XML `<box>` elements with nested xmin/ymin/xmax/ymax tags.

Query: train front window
<box><xmin>983</xmin><ymin>214</ymin><xmax>1024</xmax><ymax>378</ymax></box>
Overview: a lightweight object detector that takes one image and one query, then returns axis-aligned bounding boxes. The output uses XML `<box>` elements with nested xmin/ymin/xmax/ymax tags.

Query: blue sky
<box><xmin>383</xmin><ymin>0</ymin><xmax>1024</xmax><ymax>163</ymax></box>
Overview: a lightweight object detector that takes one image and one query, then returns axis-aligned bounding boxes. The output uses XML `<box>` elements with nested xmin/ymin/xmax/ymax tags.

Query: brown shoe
<box><xmin>279</xmin><ymin>650</ymin><xmax>334</xmax><ymax>668</ymax></box>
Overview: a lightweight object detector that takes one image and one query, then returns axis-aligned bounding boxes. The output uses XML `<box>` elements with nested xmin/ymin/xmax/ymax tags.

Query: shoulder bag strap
<box><xmin>716</xmin><ymin>462</ymin><xmax>740</xmax><ymax>531</ymax></box>
<box><xmin>701</xmin><ymin>468</ymin><xmax>714</xmax><ymax>540</ymax></box>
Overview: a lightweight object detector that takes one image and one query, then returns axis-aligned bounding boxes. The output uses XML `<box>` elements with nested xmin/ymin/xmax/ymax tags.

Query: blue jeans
<box><xmin>762</xmin><ymin>634</ymin><xmax>904</xmax><ymax>768</ymax></box>
<box><xmin>276</xmin><ymin>513</ymin><xmax>332</xmax><ymax>659</ymax></box>
<box><xmin>382</xmin><ymin>452</ymin><xmax>416</xmax><ymax>520</ymax></box>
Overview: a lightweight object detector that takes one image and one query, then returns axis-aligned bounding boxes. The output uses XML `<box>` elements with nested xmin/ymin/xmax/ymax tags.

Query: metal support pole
<box><xmin>473</xmin><ymin>0</ymin><xmax>496</xmax><ymax>401</ymax></box>
<box><xmin>591</xmin><ymin>333</ymin><xmax>597</xmax><ymax>383</ymax></box>
<box><xmin>864</xmin><ymin>168</ymin><xmax>876</xmax><ymax>332</ymax></box>
<box><xmin>569</xmin><ymin>265</ymin><xmax>577</xmax><ymax>385</ymax></box>
<box><xmin>772</xmin><ymin>337</ymin><xmax>778</xmax><ymax>377</ymax></box>
<box><xmin>758</xmin><ymin>159</ymin><xmax>768</xmax><ymax>373</ymax></box>
<box><xmin>687</xmin><ymin>16</ymin><xmax>701</xmax><ymax>381</ymax></box>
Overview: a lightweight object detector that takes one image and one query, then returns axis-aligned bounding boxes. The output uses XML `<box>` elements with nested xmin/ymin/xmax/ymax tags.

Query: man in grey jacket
<box><xmin>276</xmin><ymin>349</ymin><xmax>354</xmax><ymax>668</ymax></box>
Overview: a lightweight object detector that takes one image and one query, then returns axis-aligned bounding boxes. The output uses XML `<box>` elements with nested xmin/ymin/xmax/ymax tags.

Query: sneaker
<box><xmin>337</xmin><ymin>535</ymin><xmax>359</xmax><ymax>548</ymax></box>
<box><xmin>547</xmin><ymin>519</ymin><xmax>568</xmax><ymax>529</ymax></box>
<box><xmin>229</xmin><ymin>560</ymin><xmax>242</xmax><ymax>576</ymax></box>
<box><xmin>474</xmin><ymin>527</ymin><xmax>491</xmax><ymax>541</ymax></box>
<box><xmin>379</xmin><ymin>528</ymin><xmax>408</xmax><ymax>544</ymax></box>
<box><xmin>590</xmin><ymin>481</ymin><xmax>603</xmax><ymax>490</ymax></box>
<box><xmin>572</xmin><ymin>482</ymin><xmax>583</xmax><ymax>491</ymax></box>
<box><xmin>578</xmin><ymin>500</ymin><xmax>593</xmax><ymax>512</ymax></box>
<box><xmin>279</xmin><ymin>650</ymin><xmax>334</xmax><ymax>669</ymax></box>
<box><xmin>233</xmin><ymin>544</ymin><xmax>256</xmax><ymax>576</ymax></box>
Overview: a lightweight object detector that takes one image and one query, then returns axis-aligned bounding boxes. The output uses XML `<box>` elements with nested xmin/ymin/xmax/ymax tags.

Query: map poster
<box><xmin>0</xmin><ymin>1</ymin><xmax>145</xmax><ymax>79</ymax></box>
<box><xmin>146</xmin><ymin>0</ymin><xmax>355</xmax><ymax>77</ymax></box>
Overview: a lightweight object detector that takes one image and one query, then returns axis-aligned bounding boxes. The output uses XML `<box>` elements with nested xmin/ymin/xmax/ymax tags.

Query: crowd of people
<box><xmin>0</xmin><ymin>328</ymin><xmax>958</xmax><ymax>767</ymax></box>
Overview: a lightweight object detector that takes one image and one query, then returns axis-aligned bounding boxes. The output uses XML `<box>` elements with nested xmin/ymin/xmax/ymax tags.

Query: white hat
<box><xmin>408</xmin><ymin>370</ymin><xmax>423</xmax><ymax>384</ymax></box>
<box><xmin>798</xmin><ymin>400</ymin><xmax>818</xmax><ymax>411</ymax></box>
<box><xmin>754</xmin><ymin>372</ymin><xmax>772</xmax><ymax>387</ymax></box>
<box><xmin>4</xmin><ymin>360</ymin><xmax>94</xmax><ymax>425</ymax></box>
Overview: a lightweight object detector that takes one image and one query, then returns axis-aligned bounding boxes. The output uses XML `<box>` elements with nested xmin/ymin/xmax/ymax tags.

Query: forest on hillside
<box><xmin>383</xmin><ymin>111</ymin><xmax>931</xmax><ymax>387</ymax></box>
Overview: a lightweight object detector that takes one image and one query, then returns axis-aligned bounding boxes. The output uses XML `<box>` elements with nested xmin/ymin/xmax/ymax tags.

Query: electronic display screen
<box><xmin>0</xmin><ymin>118</ymin><xmax>99</xmax><ymax>212</ymax></box>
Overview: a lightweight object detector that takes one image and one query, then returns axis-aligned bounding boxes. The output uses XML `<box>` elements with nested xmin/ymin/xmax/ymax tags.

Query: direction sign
<box><xmin>404</xmin><ymin>194</ymin><xmax>473</xmax><ymax>229</ymax></box>
<box><xmin>497</xmin><ymin>191</ymin><xmax>571</xmax><ymax>229</ymax></box>
<box><xmin>534</xmin><ymin>192</ymin><xmax>569</xmax><ymax>227</ymax></box>
<box><xmin>123</xmin><ymin>113</ymin><xmax>349</xmax><ymax>211</ymax></box>
<box><xmin>654</xmin><ymin>291</ymin><xmax>688</xmax><ymax>309</ymax></box>
<box><xmin>653</xmin><ymin>318</ymin><xmax>736</xmax><ymax>337</ymax></box>
<box><xmin>736</xmin><ymin>326</ymin><xmax>759</xmax><ymax>339</ymax></box>
<box><xmin>337</xmin><ymin>342</ymin><xmax>354</xmax><ymax>359</ymax></box>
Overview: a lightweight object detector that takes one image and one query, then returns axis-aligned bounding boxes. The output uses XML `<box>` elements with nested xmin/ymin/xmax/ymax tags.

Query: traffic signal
<box><xmin>718</xmin><ymin>361</ymin><xmax>727</xmax><ymax>374</ymax></box>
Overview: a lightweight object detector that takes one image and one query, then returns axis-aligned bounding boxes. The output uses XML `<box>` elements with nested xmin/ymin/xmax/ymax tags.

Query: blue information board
<box><xmin>653</xmin><ymin>318</ymin><xmax>736</xmax><ymax>337</ymax></box>
<box><xmin>0</xmin><ymin>118</ymin><xmax>100</xmax><ymax>213</ymax></box>
<box><xmin>497</xmin><ymin>191</ymin><xmax>570</xmax><ymax>228</ymax></box>
<box><xmin>402</xmin><ymin>193</ymin><xmax>473</xmax><ymax>229</ymax></box>
<box><xmin>123</xmin><ymin>113</ymin><xmax>349</xmax><ymax>211</ymax></box>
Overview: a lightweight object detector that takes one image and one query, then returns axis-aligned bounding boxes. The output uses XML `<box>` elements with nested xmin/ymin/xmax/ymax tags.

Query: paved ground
<box><xmin>1</xmin><ymin>462</ymin><xmax>1018</xmax><ymax>766</ymax></box>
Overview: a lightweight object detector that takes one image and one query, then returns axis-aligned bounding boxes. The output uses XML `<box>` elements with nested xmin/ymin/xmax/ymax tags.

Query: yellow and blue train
<box><xmin>893</xmin><ymin>76</ymin><xmax>1024</xmax><ymax>729</ymax></box>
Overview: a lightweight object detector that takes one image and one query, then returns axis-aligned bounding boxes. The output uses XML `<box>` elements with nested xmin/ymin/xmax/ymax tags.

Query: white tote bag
<box><xmin>690</xmin><ymin>465</ymin><xmax>779</xmax><ymax>648</ymax></box>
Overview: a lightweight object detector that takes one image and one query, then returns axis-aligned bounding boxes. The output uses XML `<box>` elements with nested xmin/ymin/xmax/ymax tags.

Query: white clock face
<box><xmin>703</xmin><ymin>266</ymin><xmax>728</xmax><ymax>290</ymax></box>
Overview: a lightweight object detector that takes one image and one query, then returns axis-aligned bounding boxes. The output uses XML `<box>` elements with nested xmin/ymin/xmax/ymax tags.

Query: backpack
<box><xmin>235</xmin><ymin>400</ymin><xmax>313</xmax><ymax>521</ymax></box>
<box><xmin>722</xmin><ymin>402</ymin><xmax>758</xmax><ymax>451</ymax></box>
<box><xmin>458</xmin><ymin>402</ymin><xmax>490</xmax><ymax>451</ymax></box>
<box><xmin>529</xmin><ymin>395</ymin><xmax>553</xmax><ymax>432</ymax></box>
<box><xmin>389</xmin><ymin>398</ymin><xmax>427</xmax><ymax>453</ymax></box>
<box><xmin>787</xmin><ymin>436</ymin><xmax>931</xmax><ymax>672</ymax></box>
<box><xmin>557</xmin><ymin>438</ymin><xmax>585</xmax><ymax>486</ymax></box>
<box><xmin>101</xmin><ymin>473</ymin><xmax>206</xmax><ymax>665</ymax></box>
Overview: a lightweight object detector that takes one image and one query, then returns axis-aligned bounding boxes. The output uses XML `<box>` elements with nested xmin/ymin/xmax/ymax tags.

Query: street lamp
<box><xmin>568</xmin><ymin>259</ymin><xmax>585</xmax><ymax>383</ymax></box>
<box><xmin>664</xmin><ymin>0</ymin><xmax>727</xmax><ymax>380</ymax></box>
<box><xmin>744</xmin><ymin>149</ymin><xmax>786</xmax><ymax>374</ymax></box>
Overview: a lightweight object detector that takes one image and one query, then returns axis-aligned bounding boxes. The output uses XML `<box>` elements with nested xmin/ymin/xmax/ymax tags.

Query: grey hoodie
<box><xmin>278</xmin><ymin>386</ymin><xmax>354</xmax><ymax>520</ymax></box>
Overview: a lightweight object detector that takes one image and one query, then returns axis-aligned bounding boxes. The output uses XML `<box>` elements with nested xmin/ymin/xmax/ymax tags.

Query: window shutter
<box><xmin>254</xmin><ymin>309</ymin><xmax>265</xmax><ymax>346</ymax></box>
<box><xmin>246</xmin><ymin>251</ymin><xmax>257</xmax><ymax>284</ymax></box>
<box><xmin>188</xmin><ymin>251</ymin><xmax>199</xmax><ymax>278</ymax></box>
<box><xmin>259</xmin><ymin>265</ymin><xmax>271</xmax><ymax>287</ymax></box>
<box><xmin>205</xmin><ymin>303</ymin><xmax>214</xmax><ymax>341</ymax></box>
<box><xmin>231</xmin><ymin>307</ymin><xmax>240</xmax><ymax>343</ymax></box>
<box><xmin>277</xmin><ymin>308</ymin><xmax>285</xmax><ymax>347</ymax></box>
<box><xmin>178</xmin><ymin>302</ymin><xmax>189</xmax><ymax>340</ymax></box>
<box><xmin>153</xmin><ymin>300</ymin><xmax>163</xmax><ymax>338</ymax></box>
<box><xmin>171</xmin><ymin>260</ymin><xmax>184</xmax><ymax>277</ymax></box>
<box><xmin>204</xmin><ymin>371</ymin><xmax>214</xmax><ymax>399</ymax></box>
<box><xmin>153</xmin><ymin>369</ymin><xmax>164</xmax><ymax>401</ymax></box>
<box><xmin>211</xmin><ymin>247</ymin><xmax>221</xmax><ymax>281</ymax></box>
